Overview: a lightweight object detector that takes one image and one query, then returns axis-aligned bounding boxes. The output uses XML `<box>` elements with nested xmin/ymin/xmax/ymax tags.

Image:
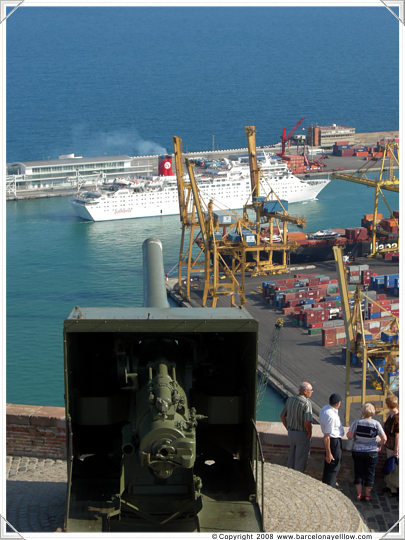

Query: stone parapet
<box><xmin>6</xmin><ymin>403</ymin><xmax>66</xmax><ymax>459</ymax></box>
<box><xmin>6</xmin><ymin>405</ymin><xmax>387</xmax><ymax>477</ymax></box>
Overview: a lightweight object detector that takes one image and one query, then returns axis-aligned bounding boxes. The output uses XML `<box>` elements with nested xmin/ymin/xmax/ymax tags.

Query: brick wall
<box><xmin>6</xmin><ymin>404</ymin><xmax>66</xmax><ymax>459</ymax></box>
<box><xmin>5</xmin><ymin>405</ymin><xmax>387</xmax><ymax>478</ymax></box>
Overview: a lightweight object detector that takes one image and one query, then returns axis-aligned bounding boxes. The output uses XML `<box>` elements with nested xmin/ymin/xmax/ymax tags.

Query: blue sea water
<box><xmin>6</xmin><ymin>5</ymin><xmax>399</xmax><ymax>161</ymax></box>
<box><xmin>4</xmin><ymin>4</ymin><xmax>400</xmax><ymax>419</ymax></box>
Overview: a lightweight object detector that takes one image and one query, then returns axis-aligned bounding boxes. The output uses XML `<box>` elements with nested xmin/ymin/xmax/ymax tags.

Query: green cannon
<box><xmin>64</xmin><ymin>238</ymin><xmax>261</xmax><ymax>532</ymax></box>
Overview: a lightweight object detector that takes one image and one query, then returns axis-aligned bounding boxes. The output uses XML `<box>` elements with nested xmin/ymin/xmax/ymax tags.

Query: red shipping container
<box><xmin>341</xmin><ymin>149</ymin><xmax>355</xmax><ymax>157</ymax></box>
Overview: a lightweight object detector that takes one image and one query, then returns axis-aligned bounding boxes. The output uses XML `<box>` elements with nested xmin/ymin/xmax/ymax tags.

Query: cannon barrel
<box><xmin>143</xmin><ymin>237</ymin><xmax>170</xmax><ymax>308</ymax></box>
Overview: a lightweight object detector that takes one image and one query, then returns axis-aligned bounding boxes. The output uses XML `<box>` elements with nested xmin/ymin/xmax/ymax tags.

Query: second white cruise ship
<box><xmin>71</xmin><ymin>153</ymin><xmax>330</xmax><ymax>222</ymax></box>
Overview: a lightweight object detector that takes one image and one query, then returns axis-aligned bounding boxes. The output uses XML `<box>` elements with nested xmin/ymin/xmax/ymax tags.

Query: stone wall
<box><xmin>6</xmin><ymin>404</ymin><xmax>66</xmax><ymax>459</ymax></box>
<box><xmin>6</xmin><ymin>405</ymin><xmax>387</xmax><ymax>478</ymax></box>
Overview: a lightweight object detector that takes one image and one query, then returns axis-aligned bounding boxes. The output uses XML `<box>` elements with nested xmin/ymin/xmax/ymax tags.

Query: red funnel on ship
<box><xmin>158</xmin><ymin>154</ymin><xmax>173</xmax><ymax>176</ymax></box>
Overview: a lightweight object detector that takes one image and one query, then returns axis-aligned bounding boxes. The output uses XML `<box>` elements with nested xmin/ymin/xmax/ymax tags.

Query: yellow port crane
<box><xmin>331</xmin><ymin>141</ymin><xmax>399</xmax><ymax>257</ymax></box>
<box><xmin>174</xmin><ymin>127</ymin><xmax>307</xmax><ymax>307</ymax></box>
<box><xmin>239</xmin><ymin>126</ymin><xmax>306</xmax><ymax>276</ymax></box>
<box><xmin>185</xmin><ymin>159</ymin><xmax>245</xmax><ymax>307</ymax></box>
<box><xmin>173</xmin><ymin>135</ymin><xmax>207</xmax><ymax>301</ymax></box>
<box><xmin>333</xmin><ymin>245</ymin><xmax>399</xmax><ymax>425</ymax></box>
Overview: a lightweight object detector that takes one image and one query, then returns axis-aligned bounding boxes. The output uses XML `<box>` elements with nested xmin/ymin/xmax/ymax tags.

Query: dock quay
<box><xmin>167</xmin><ymin>256</ymin><xmax>399</xmax><ymax>425</ymax></box>
<box><xmin>5</xmin><ymin>129</ymin><xmax>398</xmax><ymax>200</ymax></box>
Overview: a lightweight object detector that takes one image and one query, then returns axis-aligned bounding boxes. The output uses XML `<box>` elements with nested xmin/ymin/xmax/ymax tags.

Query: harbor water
<box><xmin>6</xmin><ymin>180</ymin><xmax>398</xmax><ymax>419</ymax></box>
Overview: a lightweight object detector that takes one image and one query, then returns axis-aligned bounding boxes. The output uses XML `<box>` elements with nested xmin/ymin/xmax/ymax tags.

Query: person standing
<box><xmin>347</xmin><ymin>402</ymin><xmax>387</xmax><ymax>502</ymax></box>
<box><xmin>280</xmin><ymin>381</ymin><xmax>314</xmax><ymax>472</ymax></box>
<box><xmin>383</xmin><ymin>394</ymin><xmax>399</xmax><ymax>496</ymax></box>
<box><xmin>319</xmin><ymin>393</ymin><xmax>344</xmax><ymax>487</ymax></box>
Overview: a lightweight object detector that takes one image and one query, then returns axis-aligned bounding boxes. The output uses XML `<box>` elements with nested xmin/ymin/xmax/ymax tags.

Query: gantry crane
<box><xmin>279</xmin><ymin>117</ymin><xmax>305</xmax><ymax>157</ymax></box>
<box><xmin>333</xmin><ymin>246</ymin><xmax>399</xmax><ymax>425</ymax></box>
<box><xmin>331</xmin><ymin>141</ymin><xmax>399</xmax><ymax>257</ymax></box>
<box><xmin>173</xmin><ymin>136</ymin><xmax>219</xmax><ymax>301</ymax></box>
<box><xmin>173</xmin><ymin>136</ymin><xmax>206</xmax><ymax>301</ymax></box>
<box><xmin>240</xmin><ymin>126</ymin><xmax>306</xmax><ymax>276</ymax></box>
<box><xmin>174</xmin><ymin>136</ymin><xmax>249</xmax><ymax>307</ymax></box>
<box><xmin>185</xmin><ymin>159</ymin><xmax>245</xmax><ymax>307</ymax></box>
<box><xmin>174</xmin><ymin>127</ymin><xmax>307</xmax><ymax>307</ymax></box>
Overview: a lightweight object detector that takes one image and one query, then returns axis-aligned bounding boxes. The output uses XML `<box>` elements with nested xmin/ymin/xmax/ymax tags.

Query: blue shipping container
<box><xmin>263</xmin><ymin>200</ymin><xmax>288</xmax><ymax>213</ymax></box>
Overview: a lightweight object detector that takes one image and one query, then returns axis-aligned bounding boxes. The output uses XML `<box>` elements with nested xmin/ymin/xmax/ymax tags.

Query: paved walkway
<box><xmin>5</xmin><ymin>456</ymin><xmax>400</xmax><ymax>534</ymax></box>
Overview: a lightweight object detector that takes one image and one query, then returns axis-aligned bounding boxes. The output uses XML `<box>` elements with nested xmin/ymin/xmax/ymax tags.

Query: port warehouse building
<box><xmin>5</xmin><ymin>153</ymin><xmax>165</xmax><ymax>195</ymax></box>
<box><xmin>307</xmin><ymin>125</ymin><xmax>355</xmax><ymax>147</ymax></box>
<box><xmin>7</xmin><ymin>154</ymin><xmax>135</xmax><ymax>184</ymax></box>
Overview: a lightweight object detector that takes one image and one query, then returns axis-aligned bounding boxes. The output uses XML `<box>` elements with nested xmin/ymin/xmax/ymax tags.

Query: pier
<box><xmin>5</xmin><ymin>130</ymin><xmax>398</xmax><ymax>200</ymax></box>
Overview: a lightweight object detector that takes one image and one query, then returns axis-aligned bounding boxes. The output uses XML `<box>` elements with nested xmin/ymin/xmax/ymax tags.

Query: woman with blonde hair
<box><xmin>347</xmin><ymin>402</ymin><xmax>387</xmax><ymax>502</ymax></box>
<box><xmin>383</xmin><ymin>394</ymin><xmax>399</xmax><ymax>496</ymax></box>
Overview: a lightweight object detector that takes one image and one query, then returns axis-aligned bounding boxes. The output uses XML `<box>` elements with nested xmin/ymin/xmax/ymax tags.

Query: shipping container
<box><xmin>213</xmin><ymin>210</ymin><xmax>238</xmax><ymax>225</ymax></box>
<box><xmin>263</xmin><ymin>200</ymin><xmax>288</xmax><ymax>214</ymax></box>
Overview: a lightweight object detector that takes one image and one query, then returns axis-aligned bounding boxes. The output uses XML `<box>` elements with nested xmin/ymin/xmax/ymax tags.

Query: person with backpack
<box><xmin>346</xmin><ymin>402</ymin><xmax>387</xmax><ymax>502</ymax></box>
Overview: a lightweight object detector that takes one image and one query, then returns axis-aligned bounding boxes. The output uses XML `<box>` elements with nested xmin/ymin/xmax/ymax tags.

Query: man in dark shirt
<box><xmin>280</xmin><ymin>381</ymin><xmax>313</xmax><ymax>472</ymax></box>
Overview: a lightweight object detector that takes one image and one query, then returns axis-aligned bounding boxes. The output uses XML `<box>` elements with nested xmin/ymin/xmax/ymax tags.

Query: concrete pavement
<box><xmin>5</xmin><ymin>455</ymin><xmax>401</xmax><ymax>534</ymax></box>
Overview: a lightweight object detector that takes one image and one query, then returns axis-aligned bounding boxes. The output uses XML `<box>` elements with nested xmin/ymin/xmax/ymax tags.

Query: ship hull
<box><xmin>71</xmin><ymin>177</ymin><xmax>330</xmax><ymax>222</ymax></box>
<box><xmin>277</xmin><ymin>240</ymin><xmax>373</xmax><ymax>264</ymax></box>
<box><xmin>70</xmin><ymin>152</ymin><xmax>330</xmax><ymax>222</ymax></box>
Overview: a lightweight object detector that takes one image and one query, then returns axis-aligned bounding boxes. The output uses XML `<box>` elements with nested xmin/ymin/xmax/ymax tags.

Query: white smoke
<box><xmin>69</xmin><ymin>124</ymin><xmax>167</xmax><ymax>157</ymax></box>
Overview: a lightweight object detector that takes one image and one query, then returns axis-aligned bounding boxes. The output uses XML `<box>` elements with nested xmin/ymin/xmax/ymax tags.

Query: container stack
<box><xmin>370</xmin><ymin>273</ymin><xmax>399</xmax><ymax>296</ymax></box>
<box><xmin>333</xmin><ymin>143</ymin><xmax>355</xmax><ymax>157</ymax></box>
<box><xmin>261</xmin><ymin>270</ymin><xmax>399</xmax><ymax>348</ymax></box>
<box><xmin>281</xmin><ymin>154</ymin><xmax>305</xmax><ymax>174</ymax></box>
<box><xmin>361</xmin><ymin>213</ymin><xmax>383</xmax><ymax>231</ymax></box>
<box><xmin>344</xmin><ymin>227</ymin><xmax>369</xmax><ymax>242</ymax></box>
<box><xmin>347</xmin><ymin>263</ymin><xmax>372</xmax><ymax>284</ymax></box>
<box><xmin>332</xmin><ymin>139</ymin><xmax>398</xmax><ymax>160</ymax></box>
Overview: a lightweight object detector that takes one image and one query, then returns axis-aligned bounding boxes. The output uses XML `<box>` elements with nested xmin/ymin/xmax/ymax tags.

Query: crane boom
<box><xmin>281</xmin><ymin>117</ymin><xmax>305</xmax><ymax>155</ymax></box>
<box><xmin>185</xmin><ymin>159</ymin><xmax>209</xmax><ymax>247</ymax></box>
<box><xmin>331</xmin><ymin>173</ymin><xmax>398</xmax><ymax>192</ymax></box>
<box><xmin>173</xmin><ymin>136</ymin><xmax>187</xmax><ymax>222</ymax></box>
<box><xmin>245</xmin><ymin>125</ymin><xmax>260</xmax><ymax>197</ymax></box>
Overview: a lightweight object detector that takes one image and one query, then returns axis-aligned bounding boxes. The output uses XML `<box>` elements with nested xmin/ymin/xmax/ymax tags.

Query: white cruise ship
<box><xmin>70</xmin><ymin>153</ymin><xmax>330</xmax><ymax>222</ymax></box>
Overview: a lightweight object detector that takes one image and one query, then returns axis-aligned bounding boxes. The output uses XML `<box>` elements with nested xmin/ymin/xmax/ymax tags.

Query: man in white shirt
<box><xmin>319</xmin><ymin>393</ymin><xmax>344</xmax><ymax>487</ymax></box>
